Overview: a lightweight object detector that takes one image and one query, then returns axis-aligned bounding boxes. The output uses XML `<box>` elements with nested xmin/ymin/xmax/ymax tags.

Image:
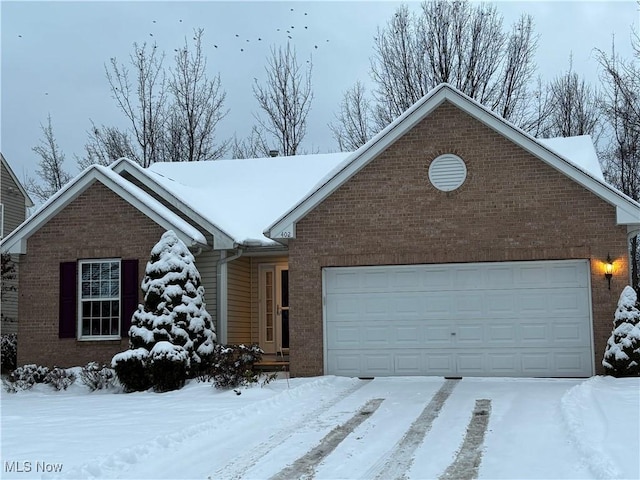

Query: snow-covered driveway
<box><xmin>1</xmin><ymin>375</ymin><xmax>638</xmax><ymax>479</ymax></box>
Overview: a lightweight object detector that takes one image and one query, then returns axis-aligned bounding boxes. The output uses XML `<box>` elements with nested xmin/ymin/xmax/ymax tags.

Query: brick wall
<box><xmin>18</xmin><ymin>182</ymin><xmax>166</xmax><ymax>368</ymax></box>
<box><xmin>289</xmin><ymin>102</ymin><xmax>629</xmax><ymax>377</ymax></box>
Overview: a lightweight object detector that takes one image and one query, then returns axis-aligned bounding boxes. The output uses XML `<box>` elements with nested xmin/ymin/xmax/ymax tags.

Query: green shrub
<box><xmin>112</xmin><ymin>348</ymin><xmax>152</xmax><ymax>392</ymax></box>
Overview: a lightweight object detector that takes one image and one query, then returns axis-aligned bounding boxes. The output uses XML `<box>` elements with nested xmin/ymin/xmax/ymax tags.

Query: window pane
<box><xmin>101</xmin><ymin>263</ymin><xmax>110</xmax><ymax>278</ymax></box>
<box><xmin>82</xmin><ymin>264</ymin><xmax>91</xmax><ymax>281</ymax></box>
<box><xmin>82</xmin><ymin>302</ymin><xmax>91</xmax><ymax>317</ymax></box>
<box><xmin>82</xmin><ymin>319</ymin><xmax>90</xmax><ymax>336</ymax></box>
<box><xmin>101</xmin><ymin>301</ymin><xmax>110</xmax><ymax>318</ymax></box>
<box><xmin>91</xmin><ymin>264</ymin><xmax>100</xmax><ymax>281</ymax></box>
<box><xmin>91</xmin><ymin>302</ymin><xmax>100</xmax><ymax>317</ymax></box>
<box><xmin>110</xmin><ymin>263</ymin><xmax>119</xmax><ymax>280</ymax></box>
<box><xmin>101</xmin><ymin>320</ymin><xmax>110</xmax><ymax>336</ymax></box>
<box><xmin>110</xmin><ymin>281</ymin><xmax>119</xmax><ymax>296</ymax></box>
<box><xmin>101</xmin><ymin>281</ymin><xmax>110</xmax><ymax>297</ymax></box>
<box><xmin>92</xmin><ymin>321</ymin><xmax>100</xmax><ymax>335</ymax></box>
<box><xmin>91</xmin><ymin>283</ymin><xmax>100</xmax><ymax>297</ymax></box>
<box><xmin>110</xmin><ymin>318</ymin><xmax>119</xmax><ymax>336</ymax></box>
<box><xmin>111</xmin><ymin>301</ymin><xmax>119</xmax><ymax>317</ymax></box>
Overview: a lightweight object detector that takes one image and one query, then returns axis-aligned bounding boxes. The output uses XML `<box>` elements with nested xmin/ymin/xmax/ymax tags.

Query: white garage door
<box><xmin>323</xmin><ymin>260</ymin><xmax>593</xmax><ymax>377</ymax></box>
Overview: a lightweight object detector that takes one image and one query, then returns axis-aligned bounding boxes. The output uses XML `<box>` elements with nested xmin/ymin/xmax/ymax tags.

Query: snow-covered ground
<box><xmin>1</xmin><ymin>375</ymin><xmax>638</xmax><ymax>480</ymax></box>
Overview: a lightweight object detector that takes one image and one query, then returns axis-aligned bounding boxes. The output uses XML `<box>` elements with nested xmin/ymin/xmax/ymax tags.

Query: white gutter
<box><xmin>216</xmin><ymin>248</ymin><xmax>243</xmax><ymax>344</ymax></box>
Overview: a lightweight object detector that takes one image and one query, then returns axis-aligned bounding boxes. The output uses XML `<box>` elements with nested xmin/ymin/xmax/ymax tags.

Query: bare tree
<box><xmin>27</xmin><ymin>114</ymin><xmax>72</xmax><ymax>202</ymax></box>
<box><xmin>106</xmin><ymin>42</ymin><xmax>168</xmax><ymax>167</ymax></box>
<box><xmin>371</xmin><ymin>1</ymin><xmax>537</xmax><ymax>127</ymax></box>
<box><xmin>543</xmin><ymin>58</ymin><xmax>602</xmax><ymax>138</ymax></box>
<box><xmin>231</xmin><ymin>126</ymin><xmax>272</xmax><ymax>159</ymax></box>
<box><xmin>252</xmin><ymin>43</ymin><xmax>313</xmax><ymax>156</ymax></box>
<box><xmin>167</xmin><ymin>29</ymin><xmax>229</xmax><ymax>162</ymax></box>
<box><xmin>597</xmin><ymin>32</ymin><xmax>640</xmax><ymax>291</ymax></box>
<box><xmin>76</xmin><ymin>122</ymin><xmax>138</xmax><ymax>169</ymax></box>
<box><xmin>329</xmin><ymin>81</ymin><xmax>377</xmax><ymax>151</ymax></box>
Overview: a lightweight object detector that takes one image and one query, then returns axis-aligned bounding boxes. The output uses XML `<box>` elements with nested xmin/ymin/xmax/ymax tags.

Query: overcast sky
<box><xmin>1</xmin><ymin>1</ymin><xmax>638</xmax><ymax>195</ymax></box>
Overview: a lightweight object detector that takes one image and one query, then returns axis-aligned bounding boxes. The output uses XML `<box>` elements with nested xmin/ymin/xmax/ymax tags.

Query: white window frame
<box><xmin>78</xmin><ymin>258</ymin><xmax>121</xmax><ymax>340</ymax></box>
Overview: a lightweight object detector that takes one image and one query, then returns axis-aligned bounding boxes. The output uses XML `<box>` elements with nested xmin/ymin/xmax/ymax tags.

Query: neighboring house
<box><xmin>2</xmin><ymin>84</ymin><xmax>639</xmax><ymax>378</ymax></box>
<box><xmin>1</xmin><ymin>153</ymin><xmax>34</xmax><ymax>334</ymax></box>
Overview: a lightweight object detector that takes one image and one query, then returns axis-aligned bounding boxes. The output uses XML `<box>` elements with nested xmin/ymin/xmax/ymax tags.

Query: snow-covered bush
<box><xmin>1</xmin><ymin>333</ymin><xmax>17</xmax><ymax>372</ymax></box>
<box><xmin>149</xmin><ymin>341</ymin><xmax>190</xmax><ymax>392</ymax></box>
<box><xmin>44</xmin><ymin>367</ymin><xmax>77</xmax><ymax>391</ymax></box>
<box><xmin>112</xmin><ymin>348</ymin><xmax>152</xmax><ymax>392</ymax></box>
<box><xmin>3</xmin><ymin>363</ymin><xmax>50</xmax><ymax>392</ymax></box>
<box><xmin>603</xmin><ymin>286</ymin><xmax>640</xmax><ymax>376</ymax></box>
<box><xmin>80</xmin><ymin>362</ymin><xmax>117</xmax><ymax>391</ymax></box>
<box><xmin>128</xmin><ymin>230</ymin><xmax>216</xmax><ymax>375</ymax></box>
<box><xmin>199</xmin><ymin>344</ymin><xmax>264</xmax><ymax>389</ymax></box>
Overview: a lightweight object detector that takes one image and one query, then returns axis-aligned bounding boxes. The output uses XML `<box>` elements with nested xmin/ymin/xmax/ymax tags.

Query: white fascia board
<box><xmin>111</xmin><ymin>158</ymin><xmax>236</xmax><ymax>250</ymax></box>
<box><xmin>0</xmin><ymin>166</ymin><xmax>208</xmax><ymax>255</ymax></box>
<box><xmin>266</xmin><ymin>84</ymin><xmax>640</xmax><ymax>238</ymax></box>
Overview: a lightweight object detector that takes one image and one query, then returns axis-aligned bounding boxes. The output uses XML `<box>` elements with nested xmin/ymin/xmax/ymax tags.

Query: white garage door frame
<box><xmin>322</xmin><ymin>260</ymin><xmax>595</xmax><ymax>378</ymax></box>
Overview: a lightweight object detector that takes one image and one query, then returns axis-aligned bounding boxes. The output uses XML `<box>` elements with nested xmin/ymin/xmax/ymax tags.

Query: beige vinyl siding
<box><xmin>1</xmin><ymin>161</ymin><xmax>29</xmax><ymax>237</ymax></box>
<box><xmin>250</xmin><ymin>256</ymin><xmax>288</xmax><ymax>345</ymax></box>
<box><xmin>1</xmin><ymin>254</ymin><xmax>19</xmax><ymax>334</ymax></box>
<box><xmin>227</xmin><ymin>256</ymin><xmax>252</xmax><ymax>344</ymax></box>
<box><xmin>1</xmin><ymin>160</ymin><xmax>29</xmax><ymax>334</ymax></box>
<box><xmin>195</xmin><ymin>249</ymin><xmax>218</xmax><ymax>335</ymax></box>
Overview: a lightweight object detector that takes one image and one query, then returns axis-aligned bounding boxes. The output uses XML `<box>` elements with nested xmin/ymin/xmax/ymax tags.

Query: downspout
<box><xmin>216</xmin><ymin>247</ymin><xmax>243</xmax><ymax>344</ymax></box>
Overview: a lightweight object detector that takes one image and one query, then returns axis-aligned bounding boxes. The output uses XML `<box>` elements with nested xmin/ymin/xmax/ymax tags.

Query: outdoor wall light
<box><xmin>605</xmin><ymin>254</ymin><xmax>614</xmax><ymax>290</ymax></box>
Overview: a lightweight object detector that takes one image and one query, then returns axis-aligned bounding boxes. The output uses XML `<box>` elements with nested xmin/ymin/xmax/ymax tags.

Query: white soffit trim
<box><xmin>111</xmin><ymin>158</ymin><xmax>235</xmax><ymax>250</ymax></box>
<box><xmin>0</xmin><ymin>165</ymin><xmax>208</xmax><ymax>255</ymax></box>
<box><xmin>266</xmin><ymin>84</ymin><xmax>640</xmax><ymax>238</ymax></box>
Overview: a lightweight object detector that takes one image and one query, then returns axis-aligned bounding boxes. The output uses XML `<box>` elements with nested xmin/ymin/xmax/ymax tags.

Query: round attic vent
<box><xmin>428</xmin><ymin>154</ymin><xmax>467</xmax><ymax>191</ymax></box>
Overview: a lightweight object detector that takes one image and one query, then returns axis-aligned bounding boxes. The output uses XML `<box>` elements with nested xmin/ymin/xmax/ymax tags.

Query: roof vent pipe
<box><xmin>269</xmin><ymin>150</ymin><xmax>279</xmax><ymax>157</ymax></box>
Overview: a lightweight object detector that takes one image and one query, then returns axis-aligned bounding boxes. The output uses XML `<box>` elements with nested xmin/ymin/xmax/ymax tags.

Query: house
<box><xmin>2</xmin><ymin>84</ymin><xmax>639</xmax><ymax>378</ymax></box>
<box><xmin>1</xmin><ymin>153</ymin><xmax>34</xmax><ymax>334</ymax></box>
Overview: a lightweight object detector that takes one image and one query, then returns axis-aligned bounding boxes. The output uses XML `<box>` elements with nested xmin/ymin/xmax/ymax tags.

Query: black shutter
<box><xmin>121</xmin><ymin>259</ymin><xmax>139</xmax><ymax>337</ymax></box>
<box><xmin>59</xmin><ymin>262</ymin><xmax>77</xmax><ymax>339</ymax></box>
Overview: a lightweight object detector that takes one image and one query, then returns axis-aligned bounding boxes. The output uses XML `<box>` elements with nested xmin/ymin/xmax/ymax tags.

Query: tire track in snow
<box><xmin>363</xmin><ymin>378</ymin><xmax>460</xmax><ymax>480</ymax></box>
<box><xmin>439</xmin><ymin>399</ymin><xmax>492</xmax><ymax>480</ymax></box>
<box><xmin>209</xmin><ymin>378</ymin><xmax>370</xmax><ymax>480</ymax></box>
<box><xmin>269</xmin><ymin>398</ymin><xmax>384</xmax><ymax>480</ymax></box>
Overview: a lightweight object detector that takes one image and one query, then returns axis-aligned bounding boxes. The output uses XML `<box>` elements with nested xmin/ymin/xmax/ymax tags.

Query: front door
<box><xmin>259</xmin><ymin>264</ymin><xmax>289</xmax><ymax>354</ymax></box>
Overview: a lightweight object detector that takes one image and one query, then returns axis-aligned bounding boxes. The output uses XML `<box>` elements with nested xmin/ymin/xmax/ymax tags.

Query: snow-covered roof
<box><xmin>538</xmin><ymin>135</ymin><xmax>604</xmax><ymax>181</ymax></box>
<box><xmin>146</xmin><ymin>153</ymin><xmax>350</xmax><ymax>246</ymax></box>
<box><xmin>0</xmin><ymin>165</ymin><xmax>207</xmax><ymax>255</ymax></box>
<box><xmin>265</xmin><ymin>83</ymin><xmax>640</xmax><ymax>240</ymax></box>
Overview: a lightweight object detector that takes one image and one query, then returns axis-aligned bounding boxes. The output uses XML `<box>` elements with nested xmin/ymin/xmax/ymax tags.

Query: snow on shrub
<box><xmin>44</xmin><ymin>367</ymin><xmax>77</xmax><ymax>391</ymax></box>
<box><xmin>128</xmin><ymin>230</ymin><xmax>216</xmax><ymax>373</ymax></box>
<box><xmin>3</xmin><ymin>364</ymin><xmax>50</xmax><ymax>392</ymax></box>
<box><xmin>603</xmin><ymin>285</ymin><xmax>640</xmax><ymax>376</ymax></box>
<box><xmin>80</xmin><ymin>362</ymin><xmax>117</xmax><ymax>391</ymax></box>
<box><xmin>149</xmin><ymin>341</ymin><xmax>190</xmax><ymax>392</ymax></box>
<box><xmin>112</xmin><ymin>348</ymin><xmax>152</xmax><ymax>392</ymax></box>
<box><xmin>1</xmin><ymin>333</ymin><xmax>17</xmax><ymax>372</ymax></box>
<box><xmin>199</xmin><ymin>344</ymin><xmax>264</xmax><ymax>389</ymax></box>
<box><xmin>3</xmin><ymin>364</ymin><xmax>76</xmax><ymax>392</ymax></box>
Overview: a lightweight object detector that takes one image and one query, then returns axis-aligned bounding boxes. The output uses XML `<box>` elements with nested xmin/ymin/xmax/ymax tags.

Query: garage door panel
<box><xmin>324</xmin><ymin>260</ymin><xmax>593</xmax><ymax>377</ymax></box>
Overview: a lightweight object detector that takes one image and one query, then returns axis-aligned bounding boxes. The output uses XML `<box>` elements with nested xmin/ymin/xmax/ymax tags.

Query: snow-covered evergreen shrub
<box><xmin>80</xmin><ymin>362</ymin><xmax>117</xmax><ymax>391</ymax></box>
<box><xmin>1</xmin><ymin>333</ymin><xmax>17</xmax><ymax>372</ymax></box>
<box><xmin>603</xmin><ymin>286</ymin><xmax>640</xmax><ymax>376</ymax></box>
<box><xmin>44</xmin><ymin>367</ymin><xmax>77</xmax><ymax>391</ymax></box>
<box><xmin>112</xmin><ymin>348</ymin><xmax>152</xmax><ymax>392</ymax></box>
<box><xmin>200</xmin><ymin>344</ymin><xmax>264</xmax><ymax>389</ymax></box>
<box><xmin>129</xmin><ymin>230</ymin><xmax>216</xmax><ymax>376</ymax></box>
<box><xmin>149</xmin><ymin>341</ymin><xmax>190</xmax><ymax>392</ymax></box>
<box><xmin>3</xmin><ymin>364</ymin><xmax>50</xmax><ymax>392</ymax></box>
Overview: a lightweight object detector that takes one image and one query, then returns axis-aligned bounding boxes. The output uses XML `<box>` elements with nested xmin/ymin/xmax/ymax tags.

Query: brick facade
<box><xmin>18</xmin><ymin>182</ymin><xmax>165</xmax><ymax>367</ymax></box>
<box><xmin>288</xmin><ymin>102</ymin><xmax>629</xmax><ymax>377</ymax></box>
